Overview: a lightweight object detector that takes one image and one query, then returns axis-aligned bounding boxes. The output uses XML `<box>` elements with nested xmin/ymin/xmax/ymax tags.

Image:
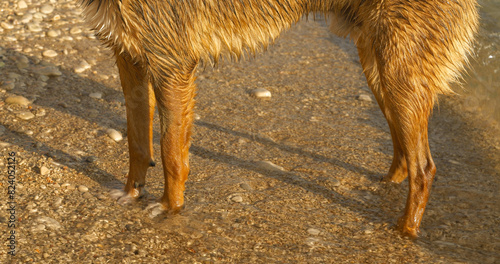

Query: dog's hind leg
<box><xmin>150</xmin><ymin>62</ymin><xmax>197</xmax><ymax>214</ymax></box>
<box><xmin>356</xmin><ymin>26</ymin><xmax>439</xmax><ymax>238</ymax></box>
<box><xmin>356</xmin><ymin>39</ymin><xmax>408</xmax><ymax>184</ymax></box>
<box><xmin>115</xmin><ymin>52</ymin><xmax>156</xmax><ymax>200</ymax></box>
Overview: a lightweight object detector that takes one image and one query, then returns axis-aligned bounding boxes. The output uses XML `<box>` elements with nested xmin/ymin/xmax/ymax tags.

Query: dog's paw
<box><xmin>109</xmin><ymin>189</ymin><xmax>139</xmax><ymax>205</ymax></box>
<box><xmin>145</xmin><ymin>202</ymin><xmax>166</xmax><ymax>218</ymax></box>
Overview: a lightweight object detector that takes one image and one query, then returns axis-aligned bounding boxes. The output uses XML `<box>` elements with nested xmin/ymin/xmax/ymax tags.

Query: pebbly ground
<box><xmin>0</xmin><ymin>0</ymin><xmax>499</xmax><ymax>263</ymax></box>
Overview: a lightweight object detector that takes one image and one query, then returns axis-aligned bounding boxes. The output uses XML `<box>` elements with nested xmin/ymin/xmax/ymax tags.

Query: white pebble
<box><xmin>74</xmin><ymin>60</ymin><xmax>91</xmax><ymax>73</ymax></box>
<box><xmin>0</xmin><ymin>142</ymin><xmax>12</xmax><ymax>148</ymax></box>
<box><xmin>47</xmin><ymin>29</ymin><xmax>59</xmax><ymax>37</ymax></box>
<box><xmin>40</xmin><ymin>5</ymin><xmax>54</xmax><ymax>14</ymax></box>
<box><xmin>18</xmin><ymin>1</ymin><xmax>28</xmax><ymax>9</ymax></box>
<box><xmin>1</xmin><ymin>22</ymin><xmax>14</xmax><ymax>30</ymax></box>
<box><xmin>89</xmin><ymin>92</ymin><xmax>102</xmax><ymax>99</ymax></box>
<box><xmin>37</xmin><ymin>216</ymin><xmax>61</xmax><ymax>230</ymax></box>
<box><xmin>5</xmin><ymin>95</ymin><xmax>30</xmax><ymax>106</ymax></box>
<box><xmin>106</xmin><ymin>128</ymin><xmax>123</xmax><ymax>142</ymax></box>
<box><xmin>20</xmin><ymin>13</ymin><xmax>33</xmax><ymax>23</ymax></box>
<box><xmin>357</xmin><ymin>94</ymin><xmax>373</xmax><ymax>102</ymax></box>
<box><xmin>250</xmin><ymin>88</ymin><xmax>272</xmax><ymax>98</ymax></box>
<box><xmin>78</xmin><ymin>185</ymin><xmax>89</xmax><ymax>192</ymax></box>
<box><xmin>17</xmin><ymin>111</ymin><xmax>35</xmax><ymax>120</ymax></box>
<box><xmin>27</xmin><ymin>23</ymin><xmax>42</xmax><ymax>32</ymax></box>
<box><xmin>39</xmin><ymin>166</ymin><xmax>49</xmax><ymax>175</ymax></box>
<box><xmin>255</xmin><ymin>160</ymin><xmax>285</xmax><ymax>171</ymax></box>
<box><xmin>61</xmin><ymin>183</ymin><xmax>75</xmax><ymax>190</ymax></box>
<box><xmin>307</xmin><ymin>228</ymin><xmax>321</xmax><ymax>236</ymax></box>
<box><xmin>70</xmin><ymin>27</ymin><xmax>82</xmax><ymax>35</ymax></box>
<box><xmin>231</xmin><ymin>195</ymin><xmax>243</xmax><ymax>203</ymax></box>
<box><xmin>32</xmin><ymin>224</ymin><xmax>46</xmax><ymax>232</ymax></box>
<box><xmin>42</xmin><ymin>50</ymin><xmax>58</xmax><ymax>58</ymax></box>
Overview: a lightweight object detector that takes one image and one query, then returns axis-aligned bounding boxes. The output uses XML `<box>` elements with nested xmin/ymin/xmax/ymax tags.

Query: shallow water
<box><xmin>464</xmin><ymin>0</ymin><xmax>500</xmax><ymax>125</ymax></box>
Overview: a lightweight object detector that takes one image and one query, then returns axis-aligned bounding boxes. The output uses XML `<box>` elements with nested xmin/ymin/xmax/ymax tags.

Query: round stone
<box><xmin>78</xmin><ymin>185</ymin><xmax>89</xmax><ymax>192</ymax></box>
<box><xmin>89</xmin><ymin>92</ymin><xmax>102</xmax><ymax>99</ymax></box>
<box><xmin>106</xmin><ymin>129</ymin><xmax>123</xmax><ymax>142</ymax></box>
<box><xmin>5</xmin><ymin>95</ymin><xmax>30</xmax><ymax>106</ymax></box>
<box><xmin>231</xmin><ymin>195</ymin><xmax>243</xmax><ymax>203</ymax></box>
<box><xmin>18</xmin><ymin>1</ymin><xmax>28</xmax><ymax>9</ymax></box>
<box><xmin>255</xmin><ymin>160</ymin><xmax>285</xmax><ymax>171</ymax></box>
<box><xmin>250</xmin><ymin>88</ymin><xmax>272</xmax><ymax>98</ymax></box>
<box><xmin>17</xmin><ymin>111</ymin><xmax>35</xmax><ymax>120</ymax></box>
<box><xmin>43</xmin><ymin>50</ymin><xmax>58</xmax><ymax>58</ymax></box>
<box><xmin>307</xmin><ymin>228</ymin><xmax>321</xmax><ymax>236</ymax></box>
<box><xmin>1</xmin><ymin>22</ymin><xmax>14</xmax><ymax>30</ymax></box>
<box><xmin>357</xmin><ymin>94</ymin><xmax>373</xmax><ymax>102</ymax></box>
<box><xmin>20</xmin><ymin>14</ymin><xmax>33</xmax><ymax>23</ymax></box>
<box><xmin>70</xmin><ymin>27</ymin><xmax>82</xmax><ymax>35</ymax></box>
<box><xmin>27</xmin><ymin>23</ymin><xmax>42</xmax><ymax>32</ymax></box>
<box><xmin>34</xmin><ymin>66</ymin><xmax>62</xmax><ymax>76</ymax></box>
<box><xmin>47</xmin><ymin>30</ymin><xmax>59</xmax><ymax>37</ymax></box>
<box><xmin>40</xmin><ymin>5</ymin><xmax>54</xmax><ymax>14</ymax></box>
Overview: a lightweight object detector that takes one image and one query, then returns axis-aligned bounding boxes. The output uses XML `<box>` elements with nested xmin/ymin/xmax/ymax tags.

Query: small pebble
<box><xmin>35</xmin><ymin>108</ymin><xmax>46</xmax><ymax>117</ymax></box>
<box><xmin>17</xmin><ymin>111</ymin><xmax>35</xmax><ymax>120</ymax></box>
<box><xmin>70</xmin><ymin>27</ymin><xmax>82</xmax><ymax>35</ymax></box>
<box><xmin>250</xmin><ymin>88</ymin><xmax>272</xmax><ymax>98</ymax></box>
<box><xmin>89</xmin><ymin>92</ymin><xmax>102</xmax><ymax>99</ymax></box>
<box><xmin>106</xmin><ymin>128</ymin><xmax>123</xmax><ymax>142</ymax></box>
<box><xmin>307</xmin><ymin>228</ymin><xmax>321</xmax><ymax>236</ymax></box>
<box><xmin>74</xmin><ymin>60</ymin><xmax>91</xmax><ymax>73</ymax></box>
<box><xmin>61</xmin><ymin>183</ymin><xmax>75</xmax><ymax>190</ymax></box>
<box><xmin>364</xmin><ymin>229</ymin><xmax>374</xmax><ymax>234</ymax></box>
<box><xmin>20</xmin><ymin>14</ymin><xmax>33</xmax><ymax>23</ymax></box>
<box><xmin>357</xmin><ymin>94</ymin><xmax>373</xmax><ymax>102</ymax></box>
<box><xmin>83</xmin><ymin>192</ymin><xmax>94</xmax><ymax>199</ymax></box>
<box><xmin>2</xmin><ymin>80</ymin><xmax>15</xmax><ymax>90</ymax></box>
<box><xmin>34</xmin><ymin>66</ymin><xmax>62</xmax><ymax>76</ymax></box>
<box><xmin>27</xmin><ymin>23</ymin><xmax>42</xmax><ymax>32</ymax></box>
<box><xmin>1</xmin><ymin>22</ymin><xmax>14</xmax><ymax>30</ymax></box>
<box><xmin>231</xmin><ymin>195</ymin><xmax>243</xmax><ymax>203</ymax></box>
<box><xmin>39</xmin><ymin>166</ymin><xmax>49</xmax><ymax>175</ymax></box>
<box><xmin>42</xmin><ymin>50</ymin><xmax>58</xmax><ymax>58</ymax></box>
<box><xmin>327</xmin><ymin>178</ymin><xmax>341</xmax><ymax>187</ymax></box>
<box><xmin>40</xmin><ymin>4</ymin><xmax>54</xmax><ymax>14</ymax></box>
<box><xmin>78</xmin><ymin>185</ymin><xmax>89</xmax><ymax>192</ymax></box>
<box><xmin>240</xmin><ymin>182</ymin><xmax>253</xmax><ymax>191</ymax></box>
<box><xmin>0</xmin><ymin>142</ymin><xmax>12</xmax><ymax>148</ymax></box>
<box><xmin>32</xmin><ymin>224</ymin><xmax>46</xmax><ymax>232</ymax></box>
<box><xmin>86</xmin><ymin>156</ymin><xmax>97</xmax><ymax>163</ymax></box>
<box><xmin>5</xmin><ymin>95</ymin><xmax>30</xmax><ymax>106</ymax></box>
<box><xmin>47</xmin><ymin>29</ymin><xmax>59</xmax><ymax>37</ymax></box>
<box><xmin>53</xmin><ymin>197</ymin><xmax>63</xmax><ymax>207</ymax></box>
<box><xmin>18</xmin><ymin>1</ymin><xmax>28</xmax><ymax>9</ymax></box>
<box><xmin>37</xmin><ymin>216</ymin><xmax>61</xmax><ymax>230</ymax></box>
<box><xmin>255</xmin><ymin>160</ymin><xmax>285</xmax><ymax>171</ymax></box>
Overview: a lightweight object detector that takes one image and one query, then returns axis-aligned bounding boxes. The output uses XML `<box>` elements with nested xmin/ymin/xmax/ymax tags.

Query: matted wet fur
<box><xmin>80</xmin><ymin>0</ymin><xmax>479</xmax><ymax>237</ymax></box>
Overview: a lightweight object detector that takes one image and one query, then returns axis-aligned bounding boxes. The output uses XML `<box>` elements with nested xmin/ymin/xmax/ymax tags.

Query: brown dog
<box><xmin>80</xmin><ymin>0</ymin><xmax>479</xmax><ymax>237</ymax></box>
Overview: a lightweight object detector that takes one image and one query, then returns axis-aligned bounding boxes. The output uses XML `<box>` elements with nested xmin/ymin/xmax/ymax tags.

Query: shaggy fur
<box><xmin>80</xmin><ymin>0</ymin><xmax>479</xmax><ymax>237</ymax></box>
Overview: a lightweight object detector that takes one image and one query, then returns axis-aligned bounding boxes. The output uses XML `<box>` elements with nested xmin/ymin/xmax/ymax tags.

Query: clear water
<box><xmin>464</xmin><ymin>0</ymin><xmax>500</xmax><ymax>125</ymax></box>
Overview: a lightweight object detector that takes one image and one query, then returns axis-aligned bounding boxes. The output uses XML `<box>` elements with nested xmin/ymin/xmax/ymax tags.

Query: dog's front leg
<box><xmin>116</xmin><ymin>52</ymin><xmax>156</xmax><ymax>200</ymax></box>
<box><xmin>153</xmin><ymin>64</ymin><xmax>197</xmax><ymax>213</ymax></box>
